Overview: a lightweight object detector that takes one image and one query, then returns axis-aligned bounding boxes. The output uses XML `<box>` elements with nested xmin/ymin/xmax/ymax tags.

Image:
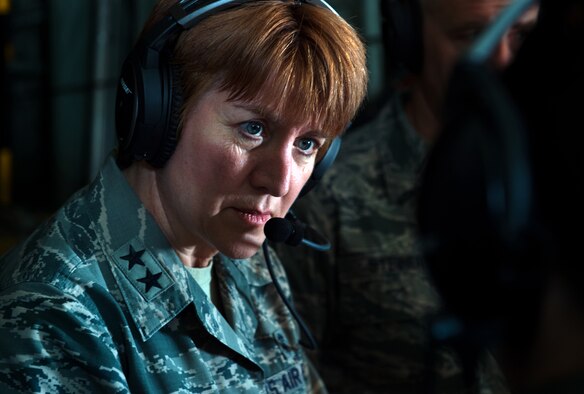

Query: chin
<box><xmin>224</xmin><ymin>247</ymin><xmax>262</xmax><ymax>260</ymax></box>
<box><xmin>220</xmin><ymin>236</ymin><xmax>265</xmax><ymax>260</ymax></box>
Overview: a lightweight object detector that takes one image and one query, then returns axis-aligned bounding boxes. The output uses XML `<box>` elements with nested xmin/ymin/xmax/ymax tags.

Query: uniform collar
<box><xmin>86</xmin><ymin>155</ymin><xmax>266</xmax><ymax>365</ymax></box>
<box><xmin>86</xmin><ymin>155</ymin><xmax>195</xmax><ymax>341</ymax></box>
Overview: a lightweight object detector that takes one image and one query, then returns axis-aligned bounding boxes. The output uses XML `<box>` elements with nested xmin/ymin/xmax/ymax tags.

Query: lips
<box><xmin>235</xmin><ymin>208</ymin><xmax>272</xmax><ymax>225</ymax></box>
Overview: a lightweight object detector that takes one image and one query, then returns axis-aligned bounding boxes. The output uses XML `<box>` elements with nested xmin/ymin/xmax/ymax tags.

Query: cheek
<box><xmin>298</xmin><ymin>164</ymin><xmax>314</xmax><ymax>189</ymax></box>
<box><xmin>423</xmin><ymin>34</ymin><xmax>460</xmax><ymax>109</ymax></box>
<box><xmin>424</xmin><ymin>21</ymin><xmax>458</xmax><ymax>78</ymax></box>
<box><xmin>428</xmin><ymin>46</ymin><xmax>452</xmax><ymax>83</ymax></box>
<box><xmin>192</xmin><ymin>140</ymin><xmax>241</xmax><ymax>187</ymax></box>
<box><xmin>283</xmin><ymin>164</ymin><xmax>314</xmax><ymax>207</ymax></box>
<box><xmin>190</xmin><ymin>138</ymin><xmax>256</xmax><ymax>204</ymax></box>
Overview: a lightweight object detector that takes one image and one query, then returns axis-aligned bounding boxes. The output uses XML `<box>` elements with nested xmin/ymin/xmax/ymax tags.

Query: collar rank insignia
<box><xmin>137</xmin><ymin>268</ymin><xmax>163</xmax><ymax>293</ymax></box>
<box><xmin>113</xmin><ymin>239</ymin><xmax>172</xmax><ymax>301</ymax></box>
<box><xmin>120</xmin><ymin>245</ymin><xmax>146</xmax><ymax>270</ymax></box>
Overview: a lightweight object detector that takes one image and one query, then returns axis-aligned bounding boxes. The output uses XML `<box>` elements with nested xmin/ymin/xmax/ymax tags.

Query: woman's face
<box><xmin>156</xmin><ymin>88</ymin><xmax>325</xmax><ymax>260</ymax></box>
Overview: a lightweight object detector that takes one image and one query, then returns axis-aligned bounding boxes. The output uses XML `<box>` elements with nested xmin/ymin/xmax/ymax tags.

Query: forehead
<box><xmin>228</xmin><ymin>87</ymin><xmax>325</xmax><ymax>134</ymax></box>
<box><xmin>428</xmin><ymin>0</ymin><xmax>512</xmax><ymax>27</ymax></box>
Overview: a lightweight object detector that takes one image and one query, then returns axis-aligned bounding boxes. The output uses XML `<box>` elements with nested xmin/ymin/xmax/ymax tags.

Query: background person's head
<box><xmin>383</xmin><ymin>0</ymin><xmax>538</xmax><ymax>140</ymax></box>
<box><xmin>418</xmin><ymin>0</ymin><xmax>538</xmax><ymax>122</ymax></box>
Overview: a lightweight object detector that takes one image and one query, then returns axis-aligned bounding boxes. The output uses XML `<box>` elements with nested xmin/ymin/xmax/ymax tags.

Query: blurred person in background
<box><xmin>276</xmin><ymin>0</ymin><xmax>538</xmax><ymax>392</ymax></box>
<box><xmin>417</xmin><ymin>0</ymin><xmax>584</xmax><ymax>392</ymax></box>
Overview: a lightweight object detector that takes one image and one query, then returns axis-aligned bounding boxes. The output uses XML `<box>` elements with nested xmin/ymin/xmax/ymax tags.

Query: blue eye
<box><xmin>297</xmin><ymin>139</ymin><xmax>314</xmax><ymax>151</ymax></box>
<box><xmin>241</xmin><ymin>121</ymin><xmax>264</xmax><ymax>137</ymax></box>
<box><xmin>296</xmin><ymin>138</ymin><xmax>319</xmax><ymax>156</ymax></box>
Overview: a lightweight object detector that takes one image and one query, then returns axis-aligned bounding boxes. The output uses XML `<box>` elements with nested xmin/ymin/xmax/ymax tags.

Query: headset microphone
<box><xmin>264</xmin><ymin>212</ymin><xmax>331</xmax><ymax>251</ymax></box>
<box><xmin>264</xmin><ymin>217</ymin><xmax>304</xmax><ymax>246</ymax></box>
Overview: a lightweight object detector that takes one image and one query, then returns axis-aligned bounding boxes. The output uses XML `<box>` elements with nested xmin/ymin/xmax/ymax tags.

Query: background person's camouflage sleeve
<box><xmin>276</xmin><ymin>93</ymin><xmax>510</xmax><ymax>394</ymax></box>
<box><xmin>0</xmin><ymin>154</ymin><xmax>326</xmax><ymax>394</ymax></box>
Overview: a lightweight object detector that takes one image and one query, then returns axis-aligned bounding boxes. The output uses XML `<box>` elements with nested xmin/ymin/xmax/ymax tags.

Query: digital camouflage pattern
<box><xmin>277</xmin><ymin>93</ymin><xmax>510</xmax><ymax>393</ymax></box>
<box><xmin>0</xmin><ymin>155</ymin><xmax>326</xmax><ymax>394</ymax></box>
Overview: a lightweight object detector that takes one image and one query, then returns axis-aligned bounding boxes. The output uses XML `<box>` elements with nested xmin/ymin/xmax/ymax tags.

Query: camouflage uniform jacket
<box><xmin>0</xmin><ymin>155</ymin><xmax>326</xmax><ymax>394</ymax></box>
<box><xmin>277</xmin><ymin>94</ymin><xmax>509</xmax><ymax>393</ymax></box>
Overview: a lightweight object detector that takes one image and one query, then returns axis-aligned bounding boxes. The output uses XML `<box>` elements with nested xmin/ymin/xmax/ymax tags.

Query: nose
<box><xmin>489</xmin><ymin>35</ymin><xmax>514</xmax><ymax>70</ymax></box>
<box><xmin>250</xmin><ymin>146</ymin><xmax>293</xmax><ymax>197</ymax></box>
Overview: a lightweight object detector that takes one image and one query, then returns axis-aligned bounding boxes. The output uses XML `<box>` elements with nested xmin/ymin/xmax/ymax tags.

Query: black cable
<box><xmin>262</xmin><ymin>241</ymin><xmax>317</xmax><ymax>350</ymax></box>
<box><xmin>285</xmin><ymin>210</ymin><xmax>331</xmax><ymax>251</ymax></box>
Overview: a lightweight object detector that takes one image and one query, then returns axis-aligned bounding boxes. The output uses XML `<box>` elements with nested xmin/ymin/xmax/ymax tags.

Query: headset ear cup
<box><xmin>298</xmin><ymin>137</ymin><xmax>341</xmax><ymax>198</ymax></box>
<box><xmin>381</xmin><ymin>0</ymin><xmax>424</xmax><ymax>75</ymax></box>
<box><xmin>115</xmin><ymin>55</ymin><xmax>141</xmax><ymax>168</ymax></box>
<box><xmin>148</xmin><ymin>63</ymin><xmax>182</xmax><ymax>168</ymax></box>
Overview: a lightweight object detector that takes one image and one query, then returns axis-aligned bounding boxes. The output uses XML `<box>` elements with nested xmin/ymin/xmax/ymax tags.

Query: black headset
<box><xmin>380</xmin><ymin>0</ymin><xmax>424</xmax><ymax>76</ymax></box>
<box><xmin>416</xmin><ymin>0</ymin><xmax>549</xmax><ymax>361</ymax></box>
<box><xmin>115</xmin><ymin>0</ymin><xmax>342</xmax><ymax>197</ymax></box>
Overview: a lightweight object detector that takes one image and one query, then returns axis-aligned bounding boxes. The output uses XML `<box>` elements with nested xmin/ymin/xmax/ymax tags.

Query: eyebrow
<box><xmin>231</xmin><ymin>101</ymin><xmax>328</xmax><ymax>139</ymax></box>
<box><xmin>513</xmin><ymin>17</ymin><xmax>537</xmax><ymax>30</ymax></box>
<box><xmin>448</xmin><ymin>19</ymin><xmax>491</xmax><ymax>33</ymax></box>
<box><xmin>231</xmin><ymin>101</ymin><xmax>277</xmax><ymax>123</ymax></box>
<box><xmin>228</xmin><ymin>99</ymin><xmax>330</xmax><ymax>139</ymax></box>
<box><xmin>448</xmin><ymin>15</ymin><xmax>535</xmax><ymax>38</ymax></box>
<box><xmin>463</xmin><ymin>5</ymin><xmax>539</xmax><ymax>32</ymax></box>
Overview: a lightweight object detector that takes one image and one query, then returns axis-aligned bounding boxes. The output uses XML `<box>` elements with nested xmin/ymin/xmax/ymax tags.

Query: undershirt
<box><xmin>185</xmin><ymin>262</ymin><xmax>215</xmax><ymax>303</ymax></box>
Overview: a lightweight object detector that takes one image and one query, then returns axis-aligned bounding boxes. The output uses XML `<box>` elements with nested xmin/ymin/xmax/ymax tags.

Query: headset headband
<box><xmin>116</xmin><ymin>0</ymin><xmax>343</xmax><ymax>170</ymax></box>
<box><xmin>139</xmin><ymin>0</ymin><xmax>338</xmax><ymax>59</ymax></box>
<box><xmin>466</xmin><ymin>0</ymin><xmax>539</xmax><ymax>64</ymax></box>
